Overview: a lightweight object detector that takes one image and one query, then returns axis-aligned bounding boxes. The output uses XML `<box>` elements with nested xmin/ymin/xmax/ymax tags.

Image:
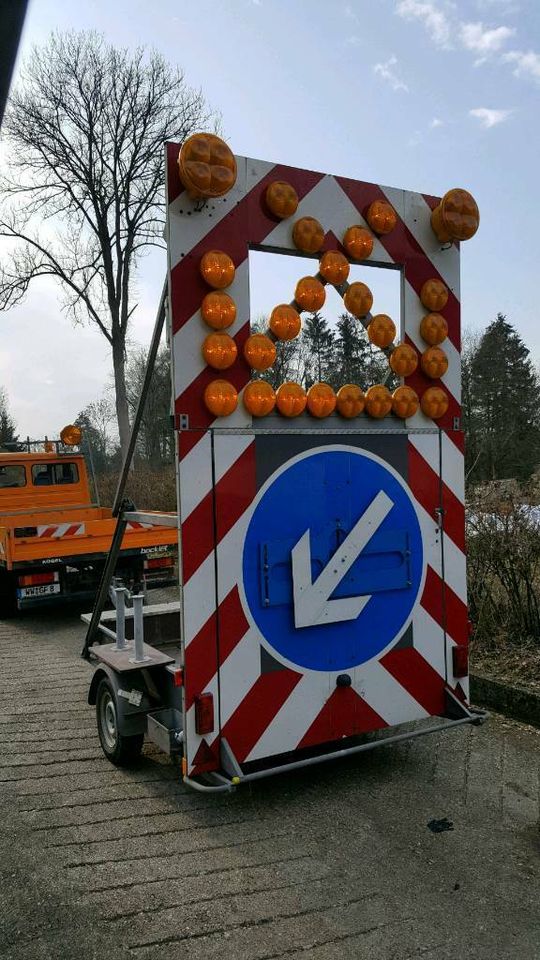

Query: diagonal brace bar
<box><xmin>81</xmin><ymin>281</ymin><xmax>168</xmax><ymax>659</ymax></box>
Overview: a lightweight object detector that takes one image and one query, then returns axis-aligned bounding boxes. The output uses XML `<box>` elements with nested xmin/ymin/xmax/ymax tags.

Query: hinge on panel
<box><xmin>434</xmin><ymin>506</ymin><xmax>445</xmax><ymax>530</ymax></box>
<box><xmin>170</xmin><ymin>413</ymin><xmax>189</xmax><ymax>431</ymax></box>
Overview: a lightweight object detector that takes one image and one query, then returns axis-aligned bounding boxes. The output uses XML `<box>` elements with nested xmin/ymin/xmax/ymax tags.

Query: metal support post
<box><xmin>112</xmin><ymin>587</ymin><xmax>127</xmax><ymax>651</ymax></box>
<box><xmin>81</xmin><ymin>515</ymin><xmax>128</xmax><ymax>659</ymax></box>
<box><xmin>130</xmin><ymin>594</ymin><xmax>150</xmax><ymax>663</ymax></box>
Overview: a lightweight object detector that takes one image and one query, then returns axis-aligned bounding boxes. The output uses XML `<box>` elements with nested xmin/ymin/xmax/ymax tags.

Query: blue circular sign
<box><xmin>241</xmin><ymin>446</ymin><xmax>424</xmax><ymax>671</ymax></box>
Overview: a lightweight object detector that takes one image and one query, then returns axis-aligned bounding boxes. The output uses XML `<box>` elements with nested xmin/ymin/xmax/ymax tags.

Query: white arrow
<box><xmin>291</xmin><ymin>489</ymin><xmax>394</xmax><ymax>629</ymax></box>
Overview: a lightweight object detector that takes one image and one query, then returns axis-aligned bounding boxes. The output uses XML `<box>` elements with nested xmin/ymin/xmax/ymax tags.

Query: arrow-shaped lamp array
<box><xmin>181</xmin><ymin>135</ymin><xmax>478</xmax><ymax>423</ymax></box>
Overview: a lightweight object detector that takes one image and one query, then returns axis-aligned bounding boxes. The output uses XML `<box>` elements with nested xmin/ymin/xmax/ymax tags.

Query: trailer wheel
<box><xmin>96</xmin><ymin>678</ymin><xmax>144</xmax><ymax>766</ymax></box>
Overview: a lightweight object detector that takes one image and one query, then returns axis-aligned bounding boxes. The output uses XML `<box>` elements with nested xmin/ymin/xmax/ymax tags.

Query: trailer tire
<box><xmin>96</xmin><ymin>678</ymin><xmax>144</xmax><ymax>766</ymax></box>
<box><xmin>0</xmin><ymin>572</ymin><xmax>17</xmax><ymax>619</ymax></box>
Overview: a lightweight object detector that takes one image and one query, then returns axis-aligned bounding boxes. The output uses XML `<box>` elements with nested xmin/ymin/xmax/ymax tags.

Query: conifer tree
<box><xmin>302</xmin><ymin>312</ymin><xmax>335</xmax><ymax>386</ymax></box>
<box><xmin>0</xmin><ymin>390</ymin><xmax>19</xmax><ymax>450</ymax></box>
<box><xmin>466</xmin><ymin>314</ymin><xmax>540</xmax><ymax>481</ymax></box>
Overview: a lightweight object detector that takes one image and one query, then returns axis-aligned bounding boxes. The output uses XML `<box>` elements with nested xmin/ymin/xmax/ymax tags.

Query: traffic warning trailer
<box><xmin>87</xmin><ymin>135</ymin><xmax>485</xmax><ymax>792</ymax></box>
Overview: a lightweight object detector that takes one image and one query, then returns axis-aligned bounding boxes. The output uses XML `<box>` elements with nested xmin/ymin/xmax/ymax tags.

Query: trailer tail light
<box><xmin>195</xmin><ymin>693</ymin><xmax>214</xmax><ymax>735</ymax></box>
<box><xmin>144</xmin><ymin>556</ymin><xmax>174</xmax><ymax>570</ymax></box>
<box><xmin>172</xmin><ymin>668</ymin><xmax>184</xmax><ymax>688</ymax></box>
<box><xmin>18</xmin><ymin>572</ymin><xmax>59</xmax><ymax>587</ymax></box>
<box><xmin>452</xmin><ymin>646</ymin><xmax>469</xmax><ymax>678</ymax></box>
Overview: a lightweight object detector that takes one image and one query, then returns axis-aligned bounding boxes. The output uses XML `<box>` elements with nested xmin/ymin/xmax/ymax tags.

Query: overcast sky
<box><xmin>2</xmin><ymin>0</ymin><xmax>539</xmax><ymax>437</ymax></box>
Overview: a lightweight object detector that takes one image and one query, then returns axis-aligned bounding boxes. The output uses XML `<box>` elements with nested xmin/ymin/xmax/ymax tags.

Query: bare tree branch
<box><xmin>0</xmin><ymin>31</ymin><xmax>216</xmax><ymax>452</ymax></box>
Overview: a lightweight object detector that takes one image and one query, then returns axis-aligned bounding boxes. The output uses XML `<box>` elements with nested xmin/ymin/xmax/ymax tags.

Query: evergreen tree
<box><xmin>302</xmin><ymin>312</ymin><xmax>335</xmax><ymax>386</ymax></box>
<box><xmin>330</xmin><ymin>313</ymin><xmax>390</xmax><ymax>389</ymax></box>
<box><xmin>466</xmin><ymin>314</ymin><xmax>540</xmax><ymax>482</ymax></box>
<box><xmin>0</xmin><ymin>389</ymin><xmax>19</xmax><ymax>450</ymax></box>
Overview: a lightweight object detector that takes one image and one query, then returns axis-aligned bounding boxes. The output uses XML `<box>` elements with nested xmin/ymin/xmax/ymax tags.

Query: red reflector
<box><xmin>19</xmin><ymin>572</ymin><xmax>56</xmax><ymax>587</ymax></box>
<box><xmin>195</xmin><ymin>693</ymin><xmax>214</xmax><ymax>735</ymax></box>
<box><xmin>452</xmin><ymin>646</ymin><xmax>468</xmax><ymax>678</ymax></box>
<box><xmin>144</xmin><ymin>556</ymin><xmax>174</xmax><ymax>570</ymax></box>
<box><xmin>172</xmin><ymin>668</ymin><xmax>184</xmax><ymax>688</ymax></box>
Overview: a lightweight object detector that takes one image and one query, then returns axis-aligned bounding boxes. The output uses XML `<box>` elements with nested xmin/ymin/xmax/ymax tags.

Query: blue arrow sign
<box><xmin>241</xmin><ymin>446</ymin><xmax>424</xmax><ymax>672</ymax></box>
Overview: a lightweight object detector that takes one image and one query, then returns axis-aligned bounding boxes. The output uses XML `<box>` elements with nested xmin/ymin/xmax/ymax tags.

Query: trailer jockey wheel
<box><xmin>96</xmin><ymin>678</ymin><xmax>144</xmax><ymax>766</ymax></box>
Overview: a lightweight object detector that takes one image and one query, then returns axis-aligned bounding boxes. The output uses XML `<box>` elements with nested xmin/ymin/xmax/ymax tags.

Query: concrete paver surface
<box><xmin>0</xmin><ymin>603</ymin><xmax>539</xmax><ymax>960</ymax></box>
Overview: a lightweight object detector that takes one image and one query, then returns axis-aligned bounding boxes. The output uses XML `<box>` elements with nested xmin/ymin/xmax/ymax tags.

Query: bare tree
<box><xmin>125</xmin><ymin>345</ymin><xmax>173</xmax><ymax>466</ymax></box>
<box><xmin>0</xmin><ymin>31</ymin><xmax>214</xmax><ymax>454</ymax></box>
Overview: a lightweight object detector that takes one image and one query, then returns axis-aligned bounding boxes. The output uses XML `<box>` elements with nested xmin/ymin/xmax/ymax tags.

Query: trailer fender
<box><xmin>88</xmin><ymin>665</ymin><xmax>153</xmax><ymax>737</ymax></box>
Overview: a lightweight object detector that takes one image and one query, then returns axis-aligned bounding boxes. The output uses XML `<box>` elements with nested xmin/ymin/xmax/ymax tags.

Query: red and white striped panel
<box><xmin>166</xmin><ymin>147</ymin><xmax>468</xmax><ymax>775</ymax></box>
<box><xmin>36</xmin><ymin>523</ymin><xmax>86</xmax><ymax>539</ymax></box>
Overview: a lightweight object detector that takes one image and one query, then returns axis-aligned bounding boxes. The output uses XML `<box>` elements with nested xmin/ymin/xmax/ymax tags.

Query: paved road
<box><xmin>0</xmin><ymin>603</ymin><xmax>539</xmax><ymax>960</ymax></box>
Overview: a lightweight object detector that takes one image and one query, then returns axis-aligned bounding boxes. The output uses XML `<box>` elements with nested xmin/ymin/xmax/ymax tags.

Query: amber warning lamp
<box><xmin>343</xmin><ymin>281</ymin><xmax>373</xmax><ymax>319</ymax></box>
<box><xmin>276</xmin><ymin>382</ymin><xmax>307</xmax><ymax>418</ymax></box>
<box><xmin>265</xmin><ymin>181</ymin><xmax>299</xmax><ymax>220</ymax></box>
<box><xmin>293</xmin><ymin>217</ymin><xmax>325</xmax><ymax>254</ymax></box>
<box><xmin>270</xmin><ymin>304</ymin><xmax>302</xmax><ymax>341</ymax></box>
<box><xmin>295</xmin><ymin>277</ymin><xmax>326</xmax><ymax>312</ymax></box>
<box><xmin>243</xmin><ymin>380</ymin><xmax>276</xmax><ymax>417</ymax></box>
<box><xmin>365</xmin><ymin>385</ymin><xmax>392</xmax><ymax>419</ymax></box>
<box><xmin>202</xmin><ymin>332</ymin><xmax>237</xmax><ymax>370</ymax></box>
<box><xmin>178</xmin><ymin>133</ymin><xmax>237</xmax><ymax>199</ymax></box>
<box><xmin>336</xmin><ymin>384</ymin><xmax>365</xmax><ymax>419</ymax></box>
<box><xmin>199</xmin><ymin>251</ymin><xmax>235</xmax><ymax>290</ymax></box>
<box><xmin>306</xmin><ymin>383</ymin><xmax>336</xmax><ymax>419</ymax></box>
<box><xmin>431</xmin><ymin>189</ymin><xmax>479</xmax><ymax>243</ymax></box>
<box><xmin>203</xmin><ymin>380</ymin><xmax>238</xmax><ymax>417</ymax></box>
<box><xmin>60</xmin><ymin>424</ymin><xmax>82</xmax><ymax>446</ymax></box>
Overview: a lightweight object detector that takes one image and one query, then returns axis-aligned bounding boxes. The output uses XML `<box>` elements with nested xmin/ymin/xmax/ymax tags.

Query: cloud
<box><xmin>395</xmin><ymin>1</ymin><xmax>539</xmax><ymax>84</ymax></box>
<box><xmin>460</xmin><ymin>21</ymin><xmax>515</xmax><ymax>60</ymax></box>
<box><xmin>345</xmin><ymin>35</ymin><xmax>362</xmax><ymax>47</ymax></box>
<box><xmin>475</xmin><ymin>0</ymin><xmax>519</xmax><ymax>13</ymax></box>
<box><xmin>396</xmin><ymin>0</ymin><xmax>452</xmax><ymax>48</ymax></box>
<box><xmin>373</xmin><ymin>55</ymin><xmax>409</xmax><ymax>91</ymax></box>
<box><xmin>469</xmin><ymin>107</ymin><xmax>512</xmax><ymax>127</ymax></box>
<box><xmin>344</xmin><ymin>3</ymin><xmax>360</xmax><ymax>24</ymax></box>
<box><xmin>503</xmin><ymin>49</ymin><xmax>540</xmax><ymax>80</ymax></box>
<box><xmin>430</xmin><ymin>117</ymin><xmax>444</xmax><ymax>127</ymax></box>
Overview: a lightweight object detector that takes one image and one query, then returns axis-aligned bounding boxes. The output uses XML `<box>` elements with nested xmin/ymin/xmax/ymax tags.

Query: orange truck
<box><xmin>0</xmin><ymin>443</ymin><xmax>178</xmax><ymax>615</ymax></box>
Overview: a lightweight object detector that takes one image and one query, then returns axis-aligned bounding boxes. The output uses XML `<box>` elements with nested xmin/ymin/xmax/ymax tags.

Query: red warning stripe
<box><xmin>298</xmin><ymin>687</ymin><xmax>387</xmax><ymax>749</ymax></box>
<box><xmin>166</xmin><ymin>141</ymin><xmax>184</xmax><ymax>205</ymax></box>
<box><xmin>335</xmin><ymin>176</ymin><xmax>460</xmax><ymax>352</ymax></box>
<box><xmin>381</xmin><ymin>646</ymin><xmax>447</xmax><ymax>716</ymax></box>
<box><xmin>219</xmin><ymin>669</ymin><xmax>302</xmax><ymax>764</ymax></box>
<box><xmin>38</xmin><ymin>526</ymin><xmax>56</xmax><ymax>538</ymax></box>
<box><xmin>408</xmin><ymin>443</ymin><xmax>465</xmax><ymax>552</ymax></box>
<box><xmin>181</xmin><ymin>441</ymin><xmax>255</xmax><ymax>584</ymax></box>
<box><xmin>184</xmin><ymin>587</ymin><xmax>250</xmax><ymax>711</ymax></box>
<box><xmin>421</xmin><ymin>566</ymin><xmax>468</xmax><ymax>647</ymax></box>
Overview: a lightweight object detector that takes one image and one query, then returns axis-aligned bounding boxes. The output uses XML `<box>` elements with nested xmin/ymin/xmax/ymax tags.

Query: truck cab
<box><xmin>0</xmin><ymin>446</ymin><xmax>178</xmax><ymax>614</ymax></box>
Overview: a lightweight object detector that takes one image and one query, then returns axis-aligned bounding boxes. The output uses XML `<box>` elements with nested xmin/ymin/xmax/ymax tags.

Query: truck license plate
<box><xmin>17</xmin><ymin>584</ymin><xmax>61</xmax><ymax>598</ymax></box>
